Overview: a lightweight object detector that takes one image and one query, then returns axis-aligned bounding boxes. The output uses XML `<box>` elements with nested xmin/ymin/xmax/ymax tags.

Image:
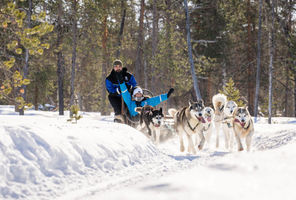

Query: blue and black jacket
<box><xmin>119</xmin><ymin>82</ymin><xmax>168</xmax><ymax>117</ymax></box>
<box><xmin>105</xmin><ymin>68</ymin><xmax>137</xmax><ymax>97</ymax></box>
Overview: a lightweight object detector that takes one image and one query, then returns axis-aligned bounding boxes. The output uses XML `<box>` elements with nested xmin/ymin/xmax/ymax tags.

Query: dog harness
<box><xmin>187</xmin><ymin>120</ymin><xmax>199</xmax><ymax>131</ymax></box>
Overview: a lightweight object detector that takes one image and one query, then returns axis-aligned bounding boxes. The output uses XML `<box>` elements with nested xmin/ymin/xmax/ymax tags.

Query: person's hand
<box><xmin>167</xmin><ymin>88</ymin><xmax>174</xmax><ymax>98</ymax></box>
<box><xmin>122</xmin><ymin>67</ymin><xmax>127</xmax><ymax>75</ymax></box>
<box><xmin>115</xmin><ymin>71</ymin><xmax>124</xmax><ymax>84</ymax></box>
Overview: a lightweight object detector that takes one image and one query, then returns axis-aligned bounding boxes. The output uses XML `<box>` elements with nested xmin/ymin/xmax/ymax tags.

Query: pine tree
<box><xmin>0</xmin><ymin>1</ymin><xmax>53</xmax><ymax>112</ymax></box>
<box><xmin>219</xmin><ymin>78</ymin><xmax>244</xmax><ymax>106</ymax></box>
<box><xmin>67</xmin><ymin>105</ymin><xmax>82</xmax><ymax>123</ymax></box>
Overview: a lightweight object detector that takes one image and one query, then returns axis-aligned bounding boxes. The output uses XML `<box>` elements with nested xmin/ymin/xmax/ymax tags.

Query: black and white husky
<box><xmin>136</xmin><ymin>105</ymin><xmax>164</xmax><ymax>145</ymax></box>
<box><xmin>168</xmin><ymin>100</ymin><xmax>206</xmax><ymax>154</ymax></box>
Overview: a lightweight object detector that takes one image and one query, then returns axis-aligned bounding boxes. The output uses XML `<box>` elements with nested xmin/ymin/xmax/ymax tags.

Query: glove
<box><xmin>122</xmin><ymin>67</ymin><xmax>127</xmax><ymax>75</ymax></box>
<box><xmin>115</xmin><ymin>71</ymin><xmax>124</xmax><ymax>84</ymax></box>
<box><xmin>167</xmin><ymin>88</ymin><xmax>174</xmax><ymax>98</ymax></box>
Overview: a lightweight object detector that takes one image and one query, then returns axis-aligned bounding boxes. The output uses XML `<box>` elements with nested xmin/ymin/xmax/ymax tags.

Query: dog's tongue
<box><xmin>235</xmin><ymin>119</ymin><xmax>245</xmax><ymax>127</ymax></box>
<box><xmin>154</xmin><ymin>124</ymin><xmax>160</xmax><ymax>127</ymax></box>
<box><xmin>198</xmin><ymin>116</ymin><xmax>206</xmax><ymax>123</ymax></box>
<box><xmin>207</xmin><ymin>117</ymin><xmax>211</xmax><ymax>122</ymax></box>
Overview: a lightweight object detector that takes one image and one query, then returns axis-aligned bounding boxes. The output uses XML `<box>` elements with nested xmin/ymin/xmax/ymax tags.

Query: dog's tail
<box><xmin>212</xmin><ymin>93</ymin><xmax>227</xmax><ymax>111</ymax></box>
<box><xmin>168</xmin><ymin>108</ymin><xmax>178</xmax><ymax>117</ymax></box>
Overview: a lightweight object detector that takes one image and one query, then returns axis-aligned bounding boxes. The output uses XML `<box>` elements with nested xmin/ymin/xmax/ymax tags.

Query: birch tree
<box><xmin>184</xmin><ymin>0</ymin><xmax>201</xmax><ymax>100</ymax></box>
<box><xmin>268</xmin><ymin>0</ymin><xmax>275</xmax><ymax>124</ymax></box>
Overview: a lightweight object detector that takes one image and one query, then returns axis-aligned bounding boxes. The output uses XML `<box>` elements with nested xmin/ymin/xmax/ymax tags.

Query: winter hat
<box><xmin>133</xmin><ymin>87</ymin><xmax>143</xmax><ymax>97</ymax></box>
<box><xmin>113</xmin><ymin>59</ymin><xmax>123</xmax><ymax>67</ymax></box>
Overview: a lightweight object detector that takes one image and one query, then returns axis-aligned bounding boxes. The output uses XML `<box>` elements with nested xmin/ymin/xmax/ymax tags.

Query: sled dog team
<box><xmin>136</xmin><ymin>93</ymin><xmax>254</xmax><ymax>153</ymax></box>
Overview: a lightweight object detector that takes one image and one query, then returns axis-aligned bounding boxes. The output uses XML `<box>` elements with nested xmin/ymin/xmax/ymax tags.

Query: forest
<box><xmin>0</xmin><ymin>0</ymin><xmax>295</xmax><ymax>118</ymax></box>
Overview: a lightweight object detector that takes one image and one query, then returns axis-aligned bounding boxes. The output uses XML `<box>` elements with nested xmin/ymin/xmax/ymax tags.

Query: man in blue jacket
<box><xmin>106</xmin><ymin>60</ymin><xmax>137</xmax><ymax>121</ymax></box>
<box><xmin>115</xmin><ymin>71</ymin><xmax>174</xmax><ymax>117</ymax></box>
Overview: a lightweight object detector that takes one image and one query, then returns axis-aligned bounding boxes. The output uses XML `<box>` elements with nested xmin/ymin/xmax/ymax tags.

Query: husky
<box><xmin>232</xmin><ymin>106</ymin><xmax>254</xmax><ymax>151</ymax></box>
<box><xmin>202</xmin><ymin>107</ymin><xmax>214</xmax><ymax>147</ymax></box>
<box><xmin>222</xmin><ymin>100</ymin><xmax>238</xmax><ymax>150</ymax></box>
<box><xmin>212</xmin><ymin>93</ymin><xmax>227</xmax><ymax>148</ymax></box>
<box><xmin>168</xmin><ymin>100</ymin><xmax>206</xmax><ymax>154</ymax></box>
<box><xmin>136</xmin><ymin>105</ymin><xmax>164</xmax><ymax>145</ymax></box>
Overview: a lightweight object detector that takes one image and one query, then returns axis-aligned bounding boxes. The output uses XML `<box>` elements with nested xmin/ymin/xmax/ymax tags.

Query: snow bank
<box><xmin>0</xmin><ymin>106</ymin><xmax>159</xmax><ymax>199</ymax></box>
<box><xmin>1</xmin><ymin>105</ymin><xmax>296</xmax><ymax>200</ymax></box>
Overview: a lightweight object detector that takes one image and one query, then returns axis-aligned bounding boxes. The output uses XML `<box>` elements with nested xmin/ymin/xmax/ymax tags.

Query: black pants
<box><xmin>108</xmin><ymin>95</ymin><xmax>122</xmax><ymax>115</ymax></box>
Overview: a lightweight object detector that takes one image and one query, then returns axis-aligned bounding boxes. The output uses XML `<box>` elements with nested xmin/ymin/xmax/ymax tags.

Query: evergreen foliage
<box><xmin>67</xmin><ymin>105</ymin><xmax>82</xmax><ymax>123</ymax></box>
<box><xmin>0</xmin><ymin>0</ymin><xmax>295</xmax><ymax>117</ymax></box>
<box><xmin>219</xmin><ymin>78</ymin><xmax>244</xmax><ymax>107</ymax></box>
<box><xmin>0</xmin><ymin>1</ymin><xmax>53</xmax><ymax>109</ymax></box>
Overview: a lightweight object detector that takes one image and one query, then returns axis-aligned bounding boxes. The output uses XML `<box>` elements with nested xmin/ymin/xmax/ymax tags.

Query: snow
<box><xmin>0</xmin><ymin>105</ymin><xmax>296</xmax><ymax>200</ymax></box>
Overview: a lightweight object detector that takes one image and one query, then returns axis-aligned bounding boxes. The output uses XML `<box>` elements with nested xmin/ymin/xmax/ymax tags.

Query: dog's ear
<box><xmin>159</xmin><ymin>107</ymin><xmax>162</xmax><ymax>113</ymax></box>
<box><xmin>200</xmin><ymin>99</ymin><xmax>204</xmax><ymax>105</ymax></box>
<box><xmin>135</xmin><ymin>107</ymin><xmax>142</xmax><ymax>113</ymax></box>
<box><xmin>232</xmin><ymin>107</ymin><xmax>239</xmax><ymax>116</ymax></box>
<box><xmin>189</xmin><ymin>99</ymin><xmax>193</xmax><ymax>106</ymax></box>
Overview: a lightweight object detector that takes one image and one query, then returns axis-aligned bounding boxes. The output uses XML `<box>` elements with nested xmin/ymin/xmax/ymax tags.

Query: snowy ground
<box><xmin>0</xmin><ymin>105</ymin><xmax>296</xmax><ymax>200</ymax></box>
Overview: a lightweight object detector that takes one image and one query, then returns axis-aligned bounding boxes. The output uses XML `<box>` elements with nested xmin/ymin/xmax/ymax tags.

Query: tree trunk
<box><xmin>165</xmin><ymin>0</ymin><xmax>173</xmax><ymax>91</ymax></box>
<box><xmin>268</xmin><ymin>0</ymin><xmax>275</xmax><ymax>124</ymax></box>
<box><xmin>19</xmin><ymin>0</ymin><xmax>32</xmax><ymax>115</ymax></box>
<box><xmin>135</xmin><ymin>0</ymin><xmax>145</xmax><ymax>85</ymax></box>
<box><xmin>70</xmin><ymin>0</ymin><xmax>78</xmax><ymax>117</ymax></box>
<box><xmin>184</xmin><ymin>0</ymin><xmax>202</xmax><ymax>100</ymax></box>
<box><xmin>57</xmin><ymin>0</ymin><xmax>64</xmax><ymax>115</ymax></box>
<box><xmin>284</xmin><ymin>61</ymin><xmax>289</xmax><ymax>116</ymax></box>
<box><xmin>254</xmin><ymin>0</ymin><xmax>263</xmax><ymax>121</ymax></box>
<box><xmin>151</xmin><ymin>0</ymin><xmax>158</xmax><ymax>91</ymax></box>
<box><xmin>265</xmin><ymin>0</ymin><xmax>296</xmax><ymax>117</ymax></box>
<box><xmin>34</xmin><ymin>82</ymin><xmax>38</xmax><ymax>110</ymax></box>
<box><xmin>116</xmin><ymin>0</ymin><xmax>126</xmax><ymax>58</ymax></box>
<box><xmin>247</xmin><ymin>0</ymin><xmax>254</xmax><ymax>115</ymax></box>
<box><xmin>101</xmin><ymin>15</ymin><xmax>108</xmax><ymax>115</ymax></box>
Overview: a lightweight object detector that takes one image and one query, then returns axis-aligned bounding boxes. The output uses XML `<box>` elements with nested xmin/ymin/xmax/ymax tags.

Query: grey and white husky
<box><xmin>232</xmin><ymin>106</ymin><xmax>254</xmax><ymax>151</ymax></box>
<box><xmin>168</xmin><ymin>100</ymin><xmax>206</xmax><ymax>154</ymax></box>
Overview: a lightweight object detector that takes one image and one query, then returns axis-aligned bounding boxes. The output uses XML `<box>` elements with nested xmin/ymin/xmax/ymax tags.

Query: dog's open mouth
<box><xmin>206</xmin><ymin>117</ymin><xmax>211</xmax><ymax>122</ymax></box>
<box><xmin>234</xmin><ymin>119</ymin><xmax>245</xmax><ymax>127</ymax></box>
<box><xmin>154</xmin><ymin>124</ymin><xmax>160</xmax><ymax>127</ymax></box>
<box><xmin>196</xmin><ymin>115</ymin><xmax>206</xmax><ymax>123</ymax></box>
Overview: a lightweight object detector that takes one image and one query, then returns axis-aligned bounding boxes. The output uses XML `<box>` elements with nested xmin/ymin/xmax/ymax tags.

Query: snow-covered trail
<box><xmin>60</xmin><ymin>121</ymin><xmax>296</xmax><ymax>200</ymax></box>
<box><xmin>1</xmin><ymin>105</ymin><xmax>296</xmax><ymax>200</ymax></box>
